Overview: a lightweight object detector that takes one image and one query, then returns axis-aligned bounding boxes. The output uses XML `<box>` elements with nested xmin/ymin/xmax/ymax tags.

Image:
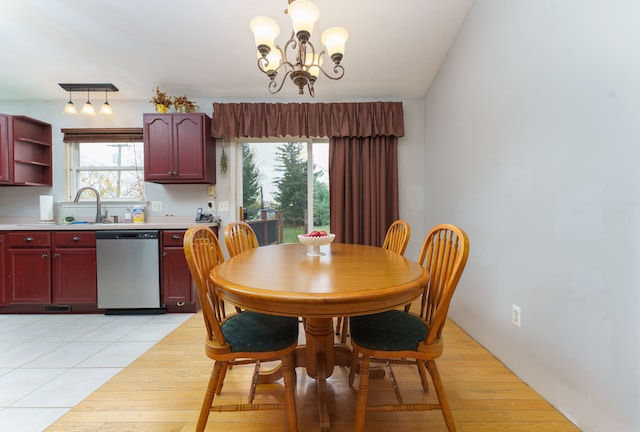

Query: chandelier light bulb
<box><xmin>258</xmin><ymin>49</ymin><xmax>283</xmax><ymax>73</ymax></box>
<box><xmin>321</xmin><ymin>27</ymin><xmax>349</xmax><ymax>63</ymax></box>
<box><xmin>288</xmin><ymin>0</ymin><xmax>319</xmax><ymax>41</ymax></box>
<box><xmin>250</xmin><ymin>16</ymin><xmax>280</xmax><ymax>54</ymax></box>
<box><xmin>305</xmin><ymin>52</ymin><xmax>322</xmax><ymax>78</ymax></box>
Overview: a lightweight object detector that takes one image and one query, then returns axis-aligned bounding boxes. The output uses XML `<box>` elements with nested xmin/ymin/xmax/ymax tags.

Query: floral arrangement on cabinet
<box><xmin>149</xmin><ymin>87</ymin><xmax>198</xmax><ymax>113</ymax></box>
<box><xmin>150</xmin><ymin>87</ymin><xmax>172</xmax><ymax>113</ymax></box>
<box><xmin>173</xmin><ymin>95</ymin><xmax>198</xmax><ymax>113</ymax></box>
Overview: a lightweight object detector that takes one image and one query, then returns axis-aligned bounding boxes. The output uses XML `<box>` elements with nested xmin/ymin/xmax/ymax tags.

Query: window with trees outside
<box><xmin>240</xmin><ymin>140</ymin><xmax>329</xmax><ymax>244</ymax></box>
<box><xmin>64</xmin><ymin>128</ymin><xmax>145</xmax><ymax>200</ymax></box>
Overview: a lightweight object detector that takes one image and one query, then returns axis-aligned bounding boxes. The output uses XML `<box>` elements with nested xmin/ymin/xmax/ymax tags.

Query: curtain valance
<box><xmin>210</xmin><ymin>102</ymin><xmax>404</xmax><ymax>139</ymax></box>
<box><xmin>61</xmin><ymin>128</ymin><xmax>143</xmax><ymax>143</ymax></box>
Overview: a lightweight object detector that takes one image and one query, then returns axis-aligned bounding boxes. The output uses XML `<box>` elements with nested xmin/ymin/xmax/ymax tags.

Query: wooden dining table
<box><xmin>210</xmin><ymin>242</ymin><xmax>428</xmax><ymax>431</ymax></box>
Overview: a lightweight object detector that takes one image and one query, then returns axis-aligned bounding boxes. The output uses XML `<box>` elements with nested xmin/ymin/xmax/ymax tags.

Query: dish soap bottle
<box><xmin>124</xmin><ymin>207</ymin><xmax>132</xmax><ymax>223</ymax></box>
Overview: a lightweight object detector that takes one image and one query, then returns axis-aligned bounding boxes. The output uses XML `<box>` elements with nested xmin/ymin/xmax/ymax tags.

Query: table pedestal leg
<box><xmin>304</xmin><ymin>317</ymin><xmax>335</xmax><ymax>431</ymax></box>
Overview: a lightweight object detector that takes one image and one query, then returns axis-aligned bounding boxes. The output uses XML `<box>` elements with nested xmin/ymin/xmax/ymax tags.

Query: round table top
<box><xmin>210</xmin><ymin>242</ymin><xmax>427</xmax><ymax>318</ymax></box>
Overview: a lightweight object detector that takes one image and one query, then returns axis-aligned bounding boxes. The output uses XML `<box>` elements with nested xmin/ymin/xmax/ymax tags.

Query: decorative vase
<box><xmin>156</xmin><ymin>104</ymin><xmax>168</xmax><ymax>113</ymax></box>
<box><xmin>175</xmin><ymin>105</ymin><xmax>186</xmax><ymax>113</ymax></box>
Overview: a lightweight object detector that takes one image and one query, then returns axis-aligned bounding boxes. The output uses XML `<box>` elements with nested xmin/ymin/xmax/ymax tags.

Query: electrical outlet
<box><xmin>151</xmin><ymin>201</ymin><xmax>162</xmax><ymax>212</ymax></box>
<box><xmin>219</xmin><ymin>201</ymin><xmax>229</xmax><ymax>212</ymax></box>
<box><xmin>207</xmin><ymin>184</ymin><xmax>217</xmax><ymax>197</ymax></box>
<box><xmin>512</xmin><ymin>304</ymin><xmax>521</xmax><ymax>327</ymax></box>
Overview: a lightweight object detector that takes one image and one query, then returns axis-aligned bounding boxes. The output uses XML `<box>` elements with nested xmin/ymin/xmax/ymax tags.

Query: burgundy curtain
<box><xmin>211</xmin><ymin>102</ymin><xmax>403</xmax><ymax>246</ymax></box>
<box><xmin>329</xmin><ymin>135</ymin><xmax>399</xmax><ymax>246</ymax></box>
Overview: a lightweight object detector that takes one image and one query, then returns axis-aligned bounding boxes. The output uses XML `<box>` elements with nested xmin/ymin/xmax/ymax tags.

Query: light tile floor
<box><xmin>0</xmin><ymin>312</ymin><xmax>193</xmax><ymax>432</ymax></box>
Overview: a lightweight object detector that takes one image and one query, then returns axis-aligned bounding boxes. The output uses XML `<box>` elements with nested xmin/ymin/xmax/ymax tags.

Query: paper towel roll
<box><xmin>39</xmin><ymin>195</ymin><xmax>54</xmax><ymax>221</ymax></box>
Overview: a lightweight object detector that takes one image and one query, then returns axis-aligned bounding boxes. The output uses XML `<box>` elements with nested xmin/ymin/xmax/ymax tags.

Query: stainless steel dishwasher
<box><xmin>95</xmin><ymin>230</ymin><xmax>165</xmax><ymax>314</ymax></box>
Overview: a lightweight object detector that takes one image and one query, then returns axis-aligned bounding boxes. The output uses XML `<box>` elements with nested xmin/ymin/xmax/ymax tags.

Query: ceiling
<box><xmin>0</xmin><ymin>0</ymin><xmax>474</xmax><ymax>102</ymax></box>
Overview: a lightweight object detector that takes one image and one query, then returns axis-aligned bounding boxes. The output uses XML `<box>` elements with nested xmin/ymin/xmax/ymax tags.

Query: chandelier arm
<box><xmin>269</xmin><ymin>69</ymin><xmax>293</xmax><ymax>94</ymax></box>
<box><xmin>317</xmin><ymin>63</ymin><xmax>345</xmax><ymax>80</ymax></box>
<box><xmin>257</xmin><ymin>57</ymin><xmax>296</xmax><ymax>77</ymax></box>
<box><xmin>283</xmin><ymin>31</ymin><xmax>298</xmax><ymax>58</ymax></box>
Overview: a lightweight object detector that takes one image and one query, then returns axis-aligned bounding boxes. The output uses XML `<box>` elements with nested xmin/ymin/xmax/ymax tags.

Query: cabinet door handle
<box><xmin>162</xmin><ymin>252</ymin><xmax>168</xmax><ymax>257</ymax></box>
<box><xmin>24</xmin><ymin>237</ymin><xmax>35</xmax><ymax>243</ymax></box>
<box><xmin>72</xmin><ymin>236</ymin><xmax>81</xmax><ymax>242</ymax></box>
<box><xmin>171</xmin><ymin>235</ymin><xmax>181</xmax><ymax>239</ymax></box>
<box><xmin>53</xmin><ymin>253</ymin><xmax>60</xmax><ymax>258</ymax></box>
<box><xmin>177</xmin><ymin>301</ymin><xmax>185</xmax><ymax>307</ymax></box>
<box><xmin>41</xmin><ymin>253</ymin><xmax>48</xmax><ymax>259</ymax></box>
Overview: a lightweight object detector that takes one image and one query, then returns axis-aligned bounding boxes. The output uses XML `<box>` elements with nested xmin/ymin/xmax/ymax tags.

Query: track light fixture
<box><xmin>59</xmin><ymin>83</ymin><xmax>118</xmax><ymax>116</ymax></box>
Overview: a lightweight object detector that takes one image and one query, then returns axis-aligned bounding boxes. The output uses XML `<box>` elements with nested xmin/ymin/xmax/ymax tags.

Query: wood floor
<box><xmin>46</xmin><ymin>313</ymin><xmax>580</xmax><ymax>432</ymax></box>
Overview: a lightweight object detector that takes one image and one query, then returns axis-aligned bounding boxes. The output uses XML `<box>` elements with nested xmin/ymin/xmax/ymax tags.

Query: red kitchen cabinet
<box><xmin>143</xmin><ymin>113</ymin><xmax>216</xmax><ymax>184</ymax></box>
<box><xmin>0</xmin><ymin>234</ymin><xmax>6</xmax><ymax>305</ymax></box>
<box><xmin>0</xmin><ymin>114</ymin><xmax>53</xmax><ymax>186</ymax></box>
<box><xmin>7</xmin><ymin>231</ymin><xmax>52</xmax><ymax>304</ymax></box>
<box><xmin>0</xmin><ymin>116</ymin><xmax>8</xmax><ymax>183</ymax></box>
<box><xmin>161</xmin><ymin>230</ymin><xmax>196</xmax><ymax>312</ymax></box>
<box><xmin>52</xmin><ymin>231</ymin><xmax>97</xmax><ymax>304</ymax></box>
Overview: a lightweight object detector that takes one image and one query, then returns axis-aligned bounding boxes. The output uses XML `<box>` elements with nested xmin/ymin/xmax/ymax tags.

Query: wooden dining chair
<box><xmin>336</xmin><ymin>220</ymin><xmax>411</xmax><ymax>343</ymax></box>
<box><xmin>348</xmin><ymin>223</ymin><xmax>469</xmax><ymax>432</ymax></box>
<box><xmin>183</xmin><ymin>225</ymin><xmax>299</xmax><ymax>432</ymax></box>
<box><xmin>381</xmin><ymin>219</ymin><xmax>411</xmax><ymax>255</ymax></box>
<box><xmin>224</xmin><ymin>220</ymin><xmax>259</xmax><ymax>257</ymax></box>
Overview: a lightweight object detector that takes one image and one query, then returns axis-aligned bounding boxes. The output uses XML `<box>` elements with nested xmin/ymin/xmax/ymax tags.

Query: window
<box><xmin>238</xmin><ymin>139</ymin><xmax>329</xmax><ymax>244</ymax></box>
<box><xmin>62</xmin><ymin>128</ymin><xmax>144</xmax><ymax>200</ymax></box>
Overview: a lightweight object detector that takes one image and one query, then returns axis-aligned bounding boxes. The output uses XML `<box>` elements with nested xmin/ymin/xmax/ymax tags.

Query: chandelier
<box><xmin>250</xmin><ymin>0</ymin><xmax>348</xmax><ymax>97</ymax></box>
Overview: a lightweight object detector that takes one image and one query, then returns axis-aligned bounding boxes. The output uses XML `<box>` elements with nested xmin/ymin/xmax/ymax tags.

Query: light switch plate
<box><xmin>219</xmin><ymin>201</ymin><xmax>229</xmax><ymax>212</ymax></box>
<box><xmin>151</xmin><ymin>201</ymin><xmax>162</xmax><ymax>212</ymax></box>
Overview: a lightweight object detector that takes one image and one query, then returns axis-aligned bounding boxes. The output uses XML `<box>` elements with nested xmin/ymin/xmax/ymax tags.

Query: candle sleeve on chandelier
<box><xmin>288</xmin><ymin>0</ymin><xmax>319</xmax><ymax>39</ymax></box>
<box><xmin>250</xmin><ymin>16</ymin><xmax>280</xmax><ymax>53</ymax></box>
<box><xmin>321</xmin><ymin>27</ymin><xmax>349</xmax><ymax>62</ymax></box>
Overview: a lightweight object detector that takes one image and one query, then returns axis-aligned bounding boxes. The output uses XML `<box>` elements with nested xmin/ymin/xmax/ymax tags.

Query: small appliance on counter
<box><xmin>195</xmin><ymin>207</ymin><xmax>214</xmax><ymax>223</ymax></box>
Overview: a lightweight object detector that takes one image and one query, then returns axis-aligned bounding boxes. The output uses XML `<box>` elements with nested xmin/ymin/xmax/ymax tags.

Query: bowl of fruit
<box><xmin>298</xmin><ymin>230</ymin><xmax>335</xmax><ymax>256</ymax></box>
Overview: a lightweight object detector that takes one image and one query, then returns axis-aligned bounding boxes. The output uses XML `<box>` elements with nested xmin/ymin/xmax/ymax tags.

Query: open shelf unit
<box><xmin>0</xmin><ymin>114</ymin><xmax>52</xmax><ymax>186</ymax></box>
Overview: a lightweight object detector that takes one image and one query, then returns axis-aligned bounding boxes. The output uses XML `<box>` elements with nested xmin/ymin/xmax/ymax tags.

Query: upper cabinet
<box><xmin>143</xmin><ymin>113</ymin><xmax>216</xmax><ymax>184</ymax></box>
<box><xmin>0</xmin><ymin>114</ymin><xmax>53</xmax><ymax>186</ymax></box>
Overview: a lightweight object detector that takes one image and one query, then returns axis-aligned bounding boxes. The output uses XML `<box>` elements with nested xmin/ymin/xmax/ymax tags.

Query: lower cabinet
<box><xmin>1</xmin><ymin>226</ymin><xmax>217</xmax><ymax>313</ymax></box>
<box><xmin>162</xmin><ymin>230</ymin><xmax>196</xmax><ymax>312</ymax></box>
<box><xmin>0</xmin><ymin>233</ymin><xmax>6</xmax><ymax>305</ymax></box>
<box><xmin>5</xmin><ymin>231</ymin><xmax>96</xmax><ymax>307</ymax></box>
<box><xmin>161</xmin><ymin>226</ymin><xmax>218</xmax><ymax>313</ymax></box>
<box><xmin>52</xmin><ymin>231</ymin><xmax>97</xmax><ymax>304</ymax></box>
<box><xmin>7</xmin><ymin>231</ymin><xmax>52</xmax><ymax>304</ymax></box>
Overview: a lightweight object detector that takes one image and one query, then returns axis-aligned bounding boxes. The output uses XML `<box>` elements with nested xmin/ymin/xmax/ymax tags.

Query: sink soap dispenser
<box><xmin>124</xmin><ymin>208</ymin><xmax>132</xmax><ymax>223</ymax></box>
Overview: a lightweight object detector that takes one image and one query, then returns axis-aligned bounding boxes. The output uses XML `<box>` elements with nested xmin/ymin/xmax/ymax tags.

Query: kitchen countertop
<box><xmin>0</xmin><ymin>217</ymin><xmax>219</xmax><ymax>231</ymax></box>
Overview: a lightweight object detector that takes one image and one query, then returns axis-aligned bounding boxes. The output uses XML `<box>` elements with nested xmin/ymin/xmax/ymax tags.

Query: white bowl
<box><xmin>298</xmin><ymin>233</ymin><xmax>336</xmax><ymax>246</ymax></box>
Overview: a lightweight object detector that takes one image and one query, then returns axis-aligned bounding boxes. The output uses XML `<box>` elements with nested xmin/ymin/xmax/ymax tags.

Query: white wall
<box><xmin>423</xmin><ymin>1</ymin><xmax>640</xmax><ymax>431</ymax></box>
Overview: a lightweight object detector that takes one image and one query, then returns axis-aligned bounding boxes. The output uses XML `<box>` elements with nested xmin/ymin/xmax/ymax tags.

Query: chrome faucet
<box><xmin>73</xmin><ymin>187</ymin><xmax>103</xmax><ymax>223</ymax></box>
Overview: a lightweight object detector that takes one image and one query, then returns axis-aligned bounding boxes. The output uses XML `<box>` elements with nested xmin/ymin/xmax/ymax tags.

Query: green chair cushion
<box><xmin>222</xmin><ymin>311</ymin><xmax>299</xmax><ymax>352</ymax></box>
<box><xmin>350</xmin><ymin>310</ymin><xmax>427</xmax><ymax>351</ymax></box>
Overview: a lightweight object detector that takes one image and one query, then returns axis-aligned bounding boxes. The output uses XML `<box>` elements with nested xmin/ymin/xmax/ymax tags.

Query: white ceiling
<box><xmin>0</xmin><ymin>0</ymin><xmax>474</xmax><ymax>102</ymax></box>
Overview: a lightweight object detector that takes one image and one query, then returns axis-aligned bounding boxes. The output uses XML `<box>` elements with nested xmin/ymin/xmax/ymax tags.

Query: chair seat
<box><xmin>350</xmin><ymin>310</ymin><xmax>427</xmax><ymax>351</ymax></box>
<box><xmin>222</xmin><ymin>311</ymin><xmax>299</xmax><ymax>352</ymax></box>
